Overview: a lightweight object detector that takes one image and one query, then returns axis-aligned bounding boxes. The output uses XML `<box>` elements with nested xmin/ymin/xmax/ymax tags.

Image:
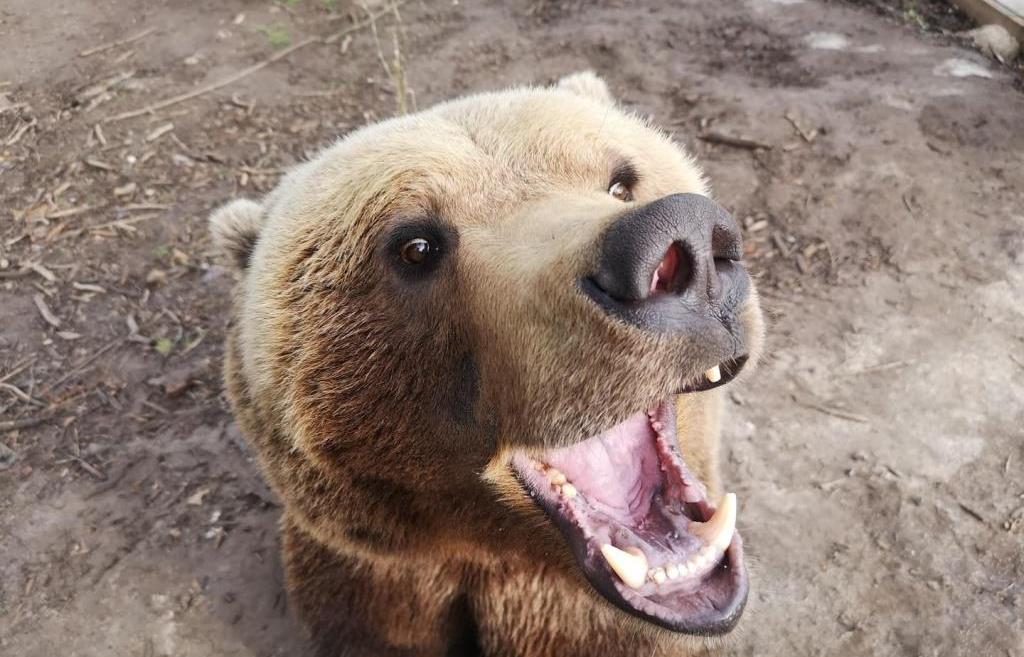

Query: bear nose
<box><xmin>582</xmin><ymin>193</ymin><xmax>750</xmax><ymax>333</ymax></box>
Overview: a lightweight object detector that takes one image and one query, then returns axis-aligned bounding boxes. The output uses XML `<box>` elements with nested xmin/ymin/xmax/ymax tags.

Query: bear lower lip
<box><xmin>509</xmin><ymin>401</ymin><xmax>748</xmax><ymax>635</ymax></box>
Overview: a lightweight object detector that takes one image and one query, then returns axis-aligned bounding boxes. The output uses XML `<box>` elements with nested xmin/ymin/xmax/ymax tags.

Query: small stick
<box><xmin>0</xmin><ymin>358</ymin><xmax>35</xmax><ymax>384</ymax></box>
<box><xmin>145</xmin><ymin>122</ymin><xmax>174</xmax><ymax>142</ymax></box>
<box><xmin>103</xmin><ymin>35</ymin><xmax>321</xmax><ymax>123</ymax></box>
<box><xmin>33</xmin><ymin>294</ymin><xmax>62</xmax><ymax>328</ymax></box>
<box><xmin>0</xmin><ymin>382</ymin><xmax>46</xmax><ymax>407</ymax></box>
<box><xmin>121</xmin><ymin>203</ymin><xmax>170</xmax><ymax>212</ymax></box>
<box><xmin>792</xmin><ymin>394</ymin><xmax>870</xmax><ymax>424</ymax></box>
<box><xmin>5</xmin><ymin>118</ymin><xmax>36</xmax><ymax>146</ymax></box>
<box><xmin>57</xmin><ymin>213</ymin><xmax>161</xmax><ymax>240</ymax></box>
<box><xmin>79</xmin><ymin>27</ymin><xmax>156</xmax><ymax>58</ymax></box>
<box><xmin>84</xmin><ymin>456</ymin><xmax>141</xmax><ymax>500</ymax></box>
<box><xmin>958</xmin><ymin>503</ymin><xmax>986</xmax><ymax>524</ymax></box>
<box><xmin>63</xmin><ymin>452</ymin><xmax>107</xmax><ymax>480</ymax></box>
<box><xmin>28</xmin><ymin>262</ymin><xmax>57</xmax><ymax>282</ymax></box>
<box><xmin>46</xmin><ymin>337</ymin><xmax>124</xmax><ymax>391</ymax></box>
<box><xmin>0</xmin><ymin>268</ymin><xmax>31</xmax><ymax>280</ymax></box>
<box><xmin>46</xmin><ymin>206</ymin><xmax>92</xmax><ymax>220</ymax></box>
<box><xmin>293</xmin><ymin>87</ymin><xmax>348</xmax><ymax>97</ymax></box>
<box><xmin>698</xmin><ymin>131</ymin><xmax>772</xmax><ymax>150</ymax></box>
<box><xmin>783</xmin><ymin>111</ymin><xmax>817</xmax><ymax>142</ymax></box>
<box><xmin>902</xmin><ymin>194</ymin><xmax>915</xmax><ymax>217</ymax></box>
<box><xmin>0</xmin><ymin>415</ymin><xmax>51</xmax><ymax>432</ymax></box>
<box><xmin>363</xmin><ymin>1</ymin><xmax>408</xmax><ymax>116</ymax></box>
<box><xmin>105</xmin><ymin>1</ymin><xmax>408</xmax><ymax>123</ymax></box>
<box><xmin>840</xmin><ymin>360</ymin><xmax>913</xmax><ymax>377</ymax></box>
<box><xmin>84</xmin><ymin>158</ymin><xmax>116</xmax><ymax>171</ymax></box>
<box><xmin>324</xmin><ymin>0</ymin><xmax>408</xmax><ymax>42</ymax></box>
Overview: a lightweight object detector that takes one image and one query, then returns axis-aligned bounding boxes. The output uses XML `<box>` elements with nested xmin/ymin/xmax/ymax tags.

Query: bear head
<box><xmin>212</xmin><ymin>71</ymin><xmax>764</xmax><ymax>640</ymax></box>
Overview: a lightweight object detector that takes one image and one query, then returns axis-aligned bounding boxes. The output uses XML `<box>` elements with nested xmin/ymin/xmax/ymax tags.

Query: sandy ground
<box><xmin>1</xmin><ymin>1</ymin><xmax>1022</xmax><ymax>656</ymax></box>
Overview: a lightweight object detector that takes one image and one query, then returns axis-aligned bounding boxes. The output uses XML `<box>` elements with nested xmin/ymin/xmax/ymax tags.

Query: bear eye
<box><xmin>607</xmin><ymin>162</ymin><xmax>639</xmax><ymax>203</ymax></box>
<box><xmin>400</xmin><ymin>237</ymin><xmax>434</xmax><ymax>265</ymax></box>
<box><xmin>608</xmin><ymin>181</ymin><xmax>634</xmax><ymax>202</ymax></box>
<box><xmin>384</xmin><ymin>220</ymin><xmax>452</xmax><ymax>280</ymax></box>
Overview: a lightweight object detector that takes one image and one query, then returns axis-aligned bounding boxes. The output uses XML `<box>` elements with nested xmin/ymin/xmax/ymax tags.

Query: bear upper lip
<box><xmin>509</xmin><ymin>399</ymin><xmax>748</xmax><ymax>635</ymax></box>
<box><xmin>676</xmin><ymin>354</ymin><xmax>748</xmax><ymax>394</ymax></box>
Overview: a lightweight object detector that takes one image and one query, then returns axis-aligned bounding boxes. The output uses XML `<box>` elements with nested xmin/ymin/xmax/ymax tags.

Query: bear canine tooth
<box><xmin>705</xmin><ymin>365</ymin><xmax>722</xmax><ymax>383</ymax></box>
<box><xmin>600</xmin><ymin>544</ymin><xmax>648</xmax><ymax>589</ymax></box>
<box><xmin>561</xmin><ymin>483</ymin><xmax>577</xmax><ymax>499</ymax></box>
<box><xmin>691</xmin><ymin>492</ymin><xmax>737</xmax><ymax>551</ymax></box>
<box><xmin>548</xmin><ymin>469</ymin><xmax>567</xmax><ymax>486</ymax></box>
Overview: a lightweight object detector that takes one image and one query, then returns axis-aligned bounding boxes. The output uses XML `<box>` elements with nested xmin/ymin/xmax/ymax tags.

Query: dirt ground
<box><xmin>1</xmin><ymin>1</ymin><xmax>1022</xmax><ymax>655</ymax></box>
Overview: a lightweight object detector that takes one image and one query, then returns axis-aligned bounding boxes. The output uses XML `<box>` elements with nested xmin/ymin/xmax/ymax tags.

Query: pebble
<box><xmin>966</xmin><ymin>24</ymin><xmax>1020</xmax><ymax>63</ymax></box>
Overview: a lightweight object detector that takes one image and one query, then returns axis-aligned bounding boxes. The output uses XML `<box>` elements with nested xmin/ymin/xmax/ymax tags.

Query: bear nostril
<box><xmin>649</xmin><ymin>242</ymin><xmax>693</xmax><ymax>297</ymax></box>
<box><xmin>583</xmin><ymin>194</ymin><xmax>751</xmax><ymax>334</ymax></box>
<box><xmin>711</xmin><ymin>223</ymin><xmax>743</xmax><ymax>263</ymax></box>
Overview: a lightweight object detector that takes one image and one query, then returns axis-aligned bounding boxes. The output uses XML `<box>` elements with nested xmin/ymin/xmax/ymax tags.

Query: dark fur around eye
<box><xmin>610</xmin><ymin>161</ymin><xmax>640</xmax><ymax>190</ymax></box>
<box><xmin>382</xmin><ymin>219</ymin><xmax>457</xmax><ymax>280</ymax></box>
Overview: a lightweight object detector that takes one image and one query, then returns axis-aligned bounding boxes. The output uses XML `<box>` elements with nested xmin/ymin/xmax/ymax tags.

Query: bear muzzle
<box><xmin>582</xmin><ymin>193</ymin><xmax>750</xmax><ymax>361</ymax></box>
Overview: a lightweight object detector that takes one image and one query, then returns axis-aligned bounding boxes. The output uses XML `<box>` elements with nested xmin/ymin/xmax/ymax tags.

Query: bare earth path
<box><xmin>1</xmin><ymin>1</ymin><xmax>1021</xmax><ymax>655</ymax></box>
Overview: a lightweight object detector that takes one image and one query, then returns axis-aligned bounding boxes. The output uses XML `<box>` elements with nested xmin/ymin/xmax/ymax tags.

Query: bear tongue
<box><xmin>545</xmin><ymin>410</ymin><xmax>662</xmax><ymax>525</ymax></box>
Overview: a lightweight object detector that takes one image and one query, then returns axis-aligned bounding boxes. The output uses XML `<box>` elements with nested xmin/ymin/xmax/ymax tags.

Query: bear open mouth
<box><xmin>510</xmin><ymin>398</ymin><xmax>748</xmax><ymax>635</ymax></box>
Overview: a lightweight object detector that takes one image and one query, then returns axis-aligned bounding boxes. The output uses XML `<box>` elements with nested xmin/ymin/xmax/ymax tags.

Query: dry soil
<box><xmin>1</xmin><ymin>1</ymin><xmax>1022</xmax><ymax>656</ymax></box>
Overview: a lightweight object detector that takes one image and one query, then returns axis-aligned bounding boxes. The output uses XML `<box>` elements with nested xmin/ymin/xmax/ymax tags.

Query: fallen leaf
<box><xmin>186</xmin><ymin>487</ymin><xmax>210</xmax><ymax>506</ymax></box>
<box><xmin>32</xmin><ymin>294</ymin><xmax>62</xmax><ymax>328</ymax></box>
<box><xmin>113</xmin><ymin>182</ymin><xmax>137</xmax><ymax>197</ymax></box>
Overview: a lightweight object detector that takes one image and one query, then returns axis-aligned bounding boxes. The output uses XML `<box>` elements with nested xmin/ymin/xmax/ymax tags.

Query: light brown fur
<box><xmin>213</xmin><ymin>72</ymin><xmax>763</xmax><ymax>657</ymax></box>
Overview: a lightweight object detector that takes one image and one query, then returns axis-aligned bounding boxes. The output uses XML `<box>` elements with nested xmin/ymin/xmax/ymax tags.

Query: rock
<box><xmin>145</xmin><ymin>268</ymin><xmax>167</xmax><ymax>286</ymax></box>
<box><xmin>0</xmin><ymin>443</ymin><xmax>16</xmax><ymax>470</ymax></box>
<box><xmin>186</xmin><ymin>487</ymin><xmax>211</xmax><ymax>506</ymax></box>
<box><xmin>966</xmin><ymin>24</ymin><xmax>1020</xmax><ymax>63</ymax></box>
<box><xmin>147</xmin><ymin>359</ymin><xmax>207</xmax><ymax>397</ymax></box>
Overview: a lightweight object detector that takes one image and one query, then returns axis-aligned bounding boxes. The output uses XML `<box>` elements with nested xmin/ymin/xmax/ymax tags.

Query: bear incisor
<box><xmin>210</xmin><ymin>71</ymin><xmax>765</xmax><ymax>657</ymax></box>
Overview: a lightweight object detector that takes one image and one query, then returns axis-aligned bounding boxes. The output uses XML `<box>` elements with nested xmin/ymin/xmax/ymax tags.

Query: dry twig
<box><xmin>792</xmin><ymin>394</ymin><xmax>870</xmax><ymax>424</ymax></box>
<box><xmin>699</xmin><ymin>131</ymin><xmax>772</xmax><ymax>150</ymax></box>
<box><xmin>46</xmin><ymin>337</ymin><xmax>125</xmax><ymax>392</ymax></box>
<box><xmin>32</xmin><ymin>294</ymin><xmax>62</xmax><ymax>328</ymax></box>
<box><xmin>104</xmin><ymin>1</ymin><xmax>407</xmax><ymax>123</ymax></box>
<box><xmin>0</xmin><ymin>358</ymin><xmax>35</xmax><ymax>384</ymax></box>
<box><xmin>0</xmin><ymin>382</ymin><xmax>46</xmax><ymax>407</ymax></box>
<box><xmin>79</xmin><ymin>28</ymin><xmax>157</xmax><ymax>57</ymax></box>
<box><xmin>363</xmin><ymin>2</ymin><xmax>410</xmax><ymax>115</ymax></box>
<box><xmin>0</xmin><ymin>414</ymin><xmax>52</xmax><ymax>433</ymax></box>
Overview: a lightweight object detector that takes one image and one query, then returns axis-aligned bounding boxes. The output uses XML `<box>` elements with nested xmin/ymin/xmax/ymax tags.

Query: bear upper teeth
<box><xmin>691</xmin><ymin>493</ymin><xmax>737</xmax><ymax>551</ymax></box>
<box><xmin>705</xmin><ymin>365</ymin><xmax>722</xmax><ymax>383</ymax></box>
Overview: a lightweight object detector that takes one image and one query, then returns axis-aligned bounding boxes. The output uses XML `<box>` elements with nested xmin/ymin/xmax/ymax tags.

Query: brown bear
<box><xmin>210</xmin><ymin>71</ymin><xmax>764</xmax><ymax>657</ymax></box>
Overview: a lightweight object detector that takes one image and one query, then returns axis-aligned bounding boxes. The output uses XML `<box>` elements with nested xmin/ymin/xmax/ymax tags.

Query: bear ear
<box><xmin>209</xmin><ymin>199</ymin><xmax>264</xmax><ymax>271</ymax></box>
<box><xmin>556</xmin><ymin>71</ymin><xmax>615</xmax><ymax>105</ymax></box>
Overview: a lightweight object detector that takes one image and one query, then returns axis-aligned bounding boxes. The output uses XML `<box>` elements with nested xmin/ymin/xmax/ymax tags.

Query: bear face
<box><xmin>213</xmin><ymin>72</ymin><xmax>764</xmax><ymax>653</ymax></box>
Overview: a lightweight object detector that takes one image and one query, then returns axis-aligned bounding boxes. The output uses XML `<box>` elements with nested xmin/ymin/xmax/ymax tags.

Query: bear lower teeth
<box><xmin>599</xmin><ymin>493</ymin><xmax>738</xmax><ymax>591</ymax></box>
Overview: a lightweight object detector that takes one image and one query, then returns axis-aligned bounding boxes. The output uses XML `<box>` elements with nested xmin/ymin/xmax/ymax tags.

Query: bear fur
<box><xmin>212</xmin><ymin>72</ymin><xmax>764</xmax><ymax>657</ymax></box>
